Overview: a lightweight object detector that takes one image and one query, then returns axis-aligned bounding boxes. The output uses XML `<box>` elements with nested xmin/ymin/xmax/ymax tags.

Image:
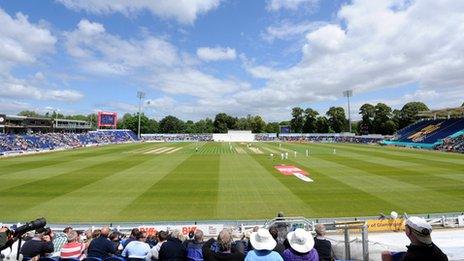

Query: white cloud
<box><xmin>0</xmin><ymin>8</ymin><xmax>83</xmax><ymax>104</ymax></box>
<box><xmin>263</xmin><ymin>20</ymin><xmax>326</xmax><ymax>42</ymax></box>
<box><xmin>0</xmin><ymin>8</ymin><xmax>56</xmax><ymax>65</ymax></box>
<box><xmin>197</xmin><ymin>47</ymin><xmax>237</xmax><ymax>61</ymax></box>
<box><xmin>151</xmin><ymin>68</ymin><xmax>249</xmax><ymax>98</ymax></box>
<box><xmin>242</xmin><ymin>0</ymin><xmax>464</xmax><ymax>115</ymax></box>
<box><xmin>0</xmin><ymin>79</ymin><xmax>84</xmax><ymax>102</ymax></box>
<box><xmin>266</xmin><ymin>0</ymin><xmax>319</xmax><ymax>11</ymax></box>
<box><xmin>65</xmin><ymin>19</ymin><xmax>180</xmax><ymax>75</ymax></box>
<box><xmin>57</xmin><ymin>0</ymin><xmax>220</xmax><ymax>24</ymax></box>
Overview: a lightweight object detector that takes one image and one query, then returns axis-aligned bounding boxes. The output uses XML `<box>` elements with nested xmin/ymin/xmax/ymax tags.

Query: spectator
<box><xmin>245</xmin><ymin>228</ymin><xmax>282</xmax><ymax>261</ymax></box>
<box><xmin>269</xmin><ymin>226</ymin><xmax>285</xmax><ymax>257</ymax></box>
<box><xmin>313</xmin><ymin>224</ymin><xmax>334</xmax><ymax>261</ymax></box>
<box><xmin>185</xmin><ymin>229</ymin><xmax>205</xmax><ymax>261</ymax></box>
<box><xmin>202</xmin><ymin>229</ymin><xmax>244</xmax><ymax>261</ymax></box>
<box><xmin>87</xmin><ymin>226</ymin><xmax>116</xmax><ymax>259</ymax></box>
<box><xmin>158</xmin><ymin>230</ymin><xmax>185</xmax><ymax>261</ymax></box>
<box><xmin>109</xmin><ymin>231</ymin><xmax>124</xmax><ymax>255</ymax></box>
<box><xmin>60</xmin><ymin>230</ymin><xmax>86</xmax><ymax>260</ymax></box>
<box><xmin>282</xmin><ymin>228</ymin><xmax>318</xmax><ymax>261</ymax></box>
<box><xmin>381</xmin><ymin>216</ymin><xmax>448</xmax><ymax>261</ymax></box>
<box><xmin>122</xmin><ymin>230</ymin><xmax>151</xmax><ymax>261</ymax></box>
<box><xmin>53</xmin><ymin>226</ymin><xmax>73</xmax><ymax>255</ymax></box>
<box><xmin>275</xmin><ymin>212</ymin><xmax>289</xmax><ymax>245</ymax></box>
<box><xmin>123</xmin><ymin>228</ymin><xmax>141</xmax><ymax>249</ymax></box>
<box><xmin>147</xmin><ymin>231</ymin><xmax>168</xmax><ymax>261</ymax></box>
<box><xmin>20</xmin><ymin>228</ymin><xmax>54</xmax><ymax>259</ymax></box>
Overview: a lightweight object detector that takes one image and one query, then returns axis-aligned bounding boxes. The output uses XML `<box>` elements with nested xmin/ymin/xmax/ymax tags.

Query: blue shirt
<box><xmin>122</xmin><ymin>241</ymin><xmax>151</xmax><ymax>259</ymax></box>
<box><xmin>245</xmin><ymin>250</ymin><xmax>283</xmax><ymax>261</ymax></box>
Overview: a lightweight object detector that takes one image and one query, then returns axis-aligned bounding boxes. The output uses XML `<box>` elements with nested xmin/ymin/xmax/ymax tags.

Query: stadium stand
<box><xmin>383</xmin><ymin>117</ymin><xmax>464</xmax><ymax>150</ymax></box>
<box><xmin>256</xmin><ymin>133</ymin><xmax>384</xmax><ymax>144</ymax></box>
<box><xmin>2</xmin><ymin>214</ymin><xmax>463</xmax><ymax>261</ymax></box>
<box><xmin>142</xmin><ymin>134</ymin><xmax>213</xmax><ymax>142</ymax></box>
<box><xmin>0</xmin><ymin>130</ymin><xmax>138</xmax><ymax>155</ymax></box>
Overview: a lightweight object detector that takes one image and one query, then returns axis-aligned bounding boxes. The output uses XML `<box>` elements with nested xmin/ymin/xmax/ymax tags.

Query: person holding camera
<box><xmin>20</xmin><ymin>228</ymin><xmax>54</xmax><ymax>259</ymax></box>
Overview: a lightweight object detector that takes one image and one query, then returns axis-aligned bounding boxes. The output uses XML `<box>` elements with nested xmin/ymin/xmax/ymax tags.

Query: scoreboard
<box><xmin>97</xmin><ymin>112</ymin><xmax>117</xmax><ymax>128</ymax></box>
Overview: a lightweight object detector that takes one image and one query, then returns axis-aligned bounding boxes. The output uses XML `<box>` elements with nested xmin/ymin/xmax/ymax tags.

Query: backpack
<box><xmin>186</xmin><ymin>242</ymin><xmax>204</xmax><ymax>261</ymax></box>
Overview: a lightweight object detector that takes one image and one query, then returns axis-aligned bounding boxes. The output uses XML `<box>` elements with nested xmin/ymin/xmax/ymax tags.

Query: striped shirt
<box><xmin>60</xmin><ymin>242</ymin><xmax>86</xmax><ymax>260</ymax></box>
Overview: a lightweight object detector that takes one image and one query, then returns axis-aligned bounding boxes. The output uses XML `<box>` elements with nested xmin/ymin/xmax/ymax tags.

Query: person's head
<box><xmin>130</xmin><ymin>228</ymin><xmax>140</xmax><ymax>238</ymax></box>
<box><xmin>268</xmin><ymin>226</ymin><xmax>278</xmax><ymax>240</ymax></box>
<box><xmin>405</xmin><ymin>216</ymin><xmax>432</xmax><ymax>245</ymax></box>
<box><xmin>217</xmin><ymin>229</ymin><xmax>233</xmax><ymax>252</ymax></box>
<box><xmin>157</xmin><ymin>231</ymin><xmax>168</xmax><ymax>242</ymax></box>
<box><xmin>315</xmin><ymin>224</ymin><xmax>326</xmax><ymax>237</ymax></box>
<box><xmin>194</xmin><ymin>229</ymin><xmax>204</xmax><ymax>243</ymax></box>
<box><xmin>109</xmin><ymin>231</ymin><xmax>122</xmax><ymax>242</ymax></box>
<box><xmin>92</xmin><ymin>229</ymin><xmax>101</xmax><ymax>238</ymax></box>
<box><xmin>66</xmin><ymin>230</ymin><xmax>79</xmax><ymax>243</ymax></box>
<box><xmin>63</xmin><ymin>227</ymin><xmax>73</xmax><ymax>234</ymax></box>
<box><xmin>100</xmin><ymin>226</ymin><xmax>111</xmax><ymax>237</ymax></box>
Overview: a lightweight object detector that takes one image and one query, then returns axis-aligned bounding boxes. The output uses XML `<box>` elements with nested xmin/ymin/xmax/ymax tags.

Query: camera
<box><xmin>0</xmin><ymin>218</ymin><xmax>47</xmax><ymax>251</ymax></box>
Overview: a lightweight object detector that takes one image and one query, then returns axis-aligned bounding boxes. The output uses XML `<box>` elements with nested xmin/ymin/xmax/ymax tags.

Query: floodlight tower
<box><xmin>343</xmin><ymin>90</ymin><xmax>353</xmax><ymax>133</ymax></box>
<box><xmin>137</xmin><ymin>91</ymin><xmax>146</xmax><ymax>139</ymax></box>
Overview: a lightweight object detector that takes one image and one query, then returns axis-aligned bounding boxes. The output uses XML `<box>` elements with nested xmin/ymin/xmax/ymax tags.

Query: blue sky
<box><xmin>0</xmin><ymin>0</ymin><xmax>463</xmax><ymax>122</ymax></box>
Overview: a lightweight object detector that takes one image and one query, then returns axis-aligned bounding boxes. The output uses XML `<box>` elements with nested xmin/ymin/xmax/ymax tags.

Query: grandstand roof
<box><xmin>417</xmin><ymin>106</ymin><xmax>464</xmax><ymax>118</ymax></box>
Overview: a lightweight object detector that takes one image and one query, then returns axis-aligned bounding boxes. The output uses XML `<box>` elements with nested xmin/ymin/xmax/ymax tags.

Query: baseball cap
<box><xmin>406</xmin><ymin>216</ymin><xmax>432</xmax><ymax>245</ymax></box>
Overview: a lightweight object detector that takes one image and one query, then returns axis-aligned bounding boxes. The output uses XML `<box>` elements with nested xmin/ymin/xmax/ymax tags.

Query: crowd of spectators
<box><xmin>435</xmin><ymin>134</ymin><xmax>464</xmax><ymax>153</ymax></box>
<box><xmin>0</xmin><ymin>131</ymin><xmax>137</xmax><ymax>154</ymax></box>
<box><xmin>1</xmin><ymin>214</ymin><xmax>451</xmax><ymax>261</ymax></box>
<box><xmin>255</xmin><ymin>134</ymin><xmax>383</xmax><ymax>144</ymax></box>
<box><xmin>142</xmin><ymin>134</ymin><xmax>213</xmax><ymax>142</ymax></box>
<box><xmin>12</xmin><ymin>223</ymin><xmax>335</xmax><ymax>261</ymax></box>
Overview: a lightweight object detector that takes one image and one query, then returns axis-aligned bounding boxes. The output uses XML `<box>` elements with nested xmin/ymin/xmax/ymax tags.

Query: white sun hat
<box><xmin>287</xmin><ymin>228</ymin><xmax>315</xmax><ymax>253</ymax></box>
<box><xmin>250</xmin><ymin>228</ymin><xmax>277</xmax><ymax>251</ymax></box>
<box><xmin>406</xmin><ymin>216</ymin><xmax>432</xmax><ymax>245</ymax></box>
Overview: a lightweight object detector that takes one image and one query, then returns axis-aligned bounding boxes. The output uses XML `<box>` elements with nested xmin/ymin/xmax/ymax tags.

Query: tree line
<box><xmin>15</xmin><ymin>101</ymin><xmax>463</xmax><ymax>135</ymax></box>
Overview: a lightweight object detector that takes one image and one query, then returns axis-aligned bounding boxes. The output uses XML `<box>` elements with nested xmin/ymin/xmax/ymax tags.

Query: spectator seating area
<box><xmin>392</xmin><ymin>118</ymin><xmax>464</xmax><ymax>144</ymax></box>
<box><xmin>435</xmin><ymin>133</ymin><xmax>464</xmax><ymax>153</ymax></box>
<box><xmin>0</xmin><ymin>130</ymin><xmax>138</xmax><ymax>154</ymax></box>
<box><xmin>256</xmin><ymin>133</ymin><xmax>384</xmax><ymax>144</ymax></box>
<box><xmin>142</xmin><ymin>134</ymin><xmax>213</xmax><ymax>142</ymax></box>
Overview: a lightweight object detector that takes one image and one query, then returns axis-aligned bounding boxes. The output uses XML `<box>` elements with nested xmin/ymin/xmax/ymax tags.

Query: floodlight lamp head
<box><xmin>137</xmin><ymin>91</ymin><xmax>146</xmax><ymax>99</ymax></box>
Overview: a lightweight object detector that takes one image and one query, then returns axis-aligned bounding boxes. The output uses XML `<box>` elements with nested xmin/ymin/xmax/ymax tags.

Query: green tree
<box><xmin>213</xmin><ymin>113</ymin><xmax>237</xmax><ymax>133</ymax></box>
<box><xmin>302</xmin><ymin>108</ymin><xmax>319</xmax><ymax>133</ymax></box>
<box><xmin>236</xmin><ymin>117</ymin><xmax>251</xmax><ymax>130</ymax></box>
<box><xmin>290</xmin><ymin>107</ymin><xmax>304</xmax><ymax>133</ymax></box>
<box><xmin>159</xmin><ymin>115</ymin><xmax>185</xmax><ymax>133</ymax></box>
<box><xmin>146</xmin><ymin>119</ymin><xmax>159</xmax><ymax>133</ymax></box>
<box><xmin>184</xmin><ymin>120</ymin><xmax>195</xmax><ymax>133</ymax></box>
<box><xmin>315</xmin><ymin>116</ymin><xmax>330</xmax><ymax>133</ymax></box>
<box><xmin>18</xmin><ymin>110</ymin><xmax>41</xmax><ymax>117</ymax></box>
<box><xmin>326</xmin><ymin>106</ymin><xmax>346</xmax><ymax>133</ymax></box>
<box><xmin>87</xmin><ymin>113</ymin><xmax>98</xmax><ymax>130</ymax></box>
<box><xmin>265</xmin><ymin>122</ymin><xmax>280</xmax><ymax>133</ymax></box>
<box><xmin>398</xmin><ymin>102</ymin><xmax>429</xmax><ymax>129</ymax></box>
<box><xmin>194</xmin><ymin>118</ymin><xmax>214</xmax><ymax>133</ymax></box>
<box><xmin>373</xmin><ymin>103</ymin><xmax>396</xmax><ymax>134</ymax></box>
<box><xmin>250</xmin><ymin>115</ymin><xmax>266</xmax><ymax>133</ymax></box>
<box><xmin>359</xmin><ymin>103</ymin><xmax>375</xmax><ymax>134</ymax></box>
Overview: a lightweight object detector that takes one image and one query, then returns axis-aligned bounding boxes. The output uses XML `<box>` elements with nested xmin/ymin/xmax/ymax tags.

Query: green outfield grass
<box><xmin>1</xmin><ymin>142</ymin><xmax>463</xmax><ymax>223</ymax></box>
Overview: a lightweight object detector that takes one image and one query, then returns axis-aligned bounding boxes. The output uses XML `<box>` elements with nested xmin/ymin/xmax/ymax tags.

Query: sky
<box><xmin>0</xmin><ymin>0</ymin><xmax>463</xmax><ymax>122</ymax></box>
